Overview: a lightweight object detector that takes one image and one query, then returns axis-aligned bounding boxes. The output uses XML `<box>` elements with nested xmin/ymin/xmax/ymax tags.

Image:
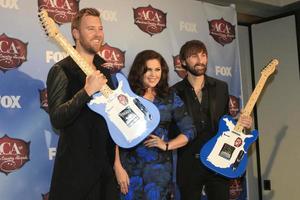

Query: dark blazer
<box><xmin>47</xmin><ymin>55</ymin><xmax>115</xmax><ymax>200</ymax></box>
<box><xmin>172</xmin><ymin>75</ymin><xmax>229</xmax><ymax>186</ymax></box>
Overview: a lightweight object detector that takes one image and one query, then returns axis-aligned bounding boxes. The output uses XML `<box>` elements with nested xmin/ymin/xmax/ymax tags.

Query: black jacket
<box><xmin>47</xmin><ymin>55</ymin><xmax>115</xmax><ymax>200</ymax></box>
<box><xmin>172</xmin><ymin>75</ymin><xmax>229</xmax><ymax>186</ymax></box>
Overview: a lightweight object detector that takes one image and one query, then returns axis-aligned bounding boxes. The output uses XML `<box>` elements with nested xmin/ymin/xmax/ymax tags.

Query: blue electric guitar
<box><xmin>39</xmin><ymin>10</ymin><xmax>160</xmax><ymax>148</ymax></box>
<box><xmin>200</xmin><ymin>59</ymin><xmax>278</xmax><ymax>178</ymax></box>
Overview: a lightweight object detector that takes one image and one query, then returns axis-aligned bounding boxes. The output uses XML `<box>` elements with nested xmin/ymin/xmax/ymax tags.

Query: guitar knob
<box><xmin>232</xmin><ymin>150</ymin><xmax>244</xmax><ymax>170</ymax></box>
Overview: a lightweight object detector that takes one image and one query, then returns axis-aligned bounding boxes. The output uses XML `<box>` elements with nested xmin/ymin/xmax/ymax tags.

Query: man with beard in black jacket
<box><xmin>47</xmin><ymin>8</ymin><xmax>118</xmax><ymax>200</ymax></box>
<box><xmin>173</xmin><ymin>40</ymin><xmax>252</xmax><ymax>200</ymax></box>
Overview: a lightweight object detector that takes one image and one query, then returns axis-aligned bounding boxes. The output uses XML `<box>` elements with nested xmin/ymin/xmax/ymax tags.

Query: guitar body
<box><xmin>200</xmin><ymin>115</ymin><xmax>258</xmax><ymax>178</ymax></box>
<box><xmin>88</xmin><ymin>73</ymin><xmax>160</xmax><ymax>148</ymax></box>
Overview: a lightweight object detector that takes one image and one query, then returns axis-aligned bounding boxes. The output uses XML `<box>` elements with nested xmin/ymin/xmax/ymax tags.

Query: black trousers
<box><xmin>179</xmin><ymin>172</ymin><xmax>229</xmax><ymax>200</ymax></box>
<box><xmin>85</xmin><ymin>163</ymin><xmax>119</xmax><ymax>200</ymax></box>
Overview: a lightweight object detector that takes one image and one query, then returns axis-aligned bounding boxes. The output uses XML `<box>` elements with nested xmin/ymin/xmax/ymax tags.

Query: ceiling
<box><xmin>198</xmin><ymin>0</ymin><xmax>300</xmax><ymax>23</ymax></box>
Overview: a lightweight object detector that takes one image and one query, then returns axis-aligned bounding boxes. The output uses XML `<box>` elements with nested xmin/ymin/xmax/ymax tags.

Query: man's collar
<box><xmin>93</xmin><ymin>54</ymin><xmax>106</xmax><ymax>66</ymax></box>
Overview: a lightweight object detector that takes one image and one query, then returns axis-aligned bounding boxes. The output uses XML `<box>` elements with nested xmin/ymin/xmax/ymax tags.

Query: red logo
<box><xmin>38</xmin><ymin>0</ymin><xmax>79</xmax><ymax>24</ymax></box>
<box><xmin>208</xmin><ymin>18</ymin><xmax>236</xmax><ymax>46</ymax></box>
<box><xmin>0</xmin><ymin>34</ymin><xmax>28</xmax><ymax>72</ymax></box>
<box><xmin>39</xmin><ymin>88</ymin><xmax>49</xmax><ymax>113</ymax></box>
<box><xmin>133</xmin><ymin>5</ymin><xmax>167</xmax><ymax>36</ymax></box>
<box><xmin>173</xmin><ymin>55</ymin><xmax>187</xmax><ymax>79</ymax></box>
<box><xmin>0</xmin><ymin>135</ymin><xmax>30</xmax><ymax>175</ymax></box>
<box><xmin>99</xmin><ymin>43</ymin><xmax>125</xmax><ymax>73</ymax></box>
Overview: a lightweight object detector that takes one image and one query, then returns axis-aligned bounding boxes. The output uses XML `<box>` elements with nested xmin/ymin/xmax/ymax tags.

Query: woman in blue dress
<box><xmin>114</xmin><ymin>50</ymin><xmax>196</xmax><ymax>200</ymax></box>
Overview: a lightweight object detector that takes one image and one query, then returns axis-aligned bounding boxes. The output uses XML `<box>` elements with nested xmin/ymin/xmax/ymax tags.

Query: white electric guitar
<box><xmin>38</xmin><ymin>9</ymin><xmax>160</xmax><ymax>148</ymax></box>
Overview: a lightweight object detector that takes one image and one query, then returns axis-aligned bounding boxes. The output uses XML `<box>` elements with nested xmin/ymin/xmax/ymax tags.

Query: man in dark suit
<box><xmin>172</xmin><ymin>40</ymin><xmax>252</xmax><ymax>200</ymax></box>
<box><xmin>47</xmin><ymin>8</ymin><xmax>118</xmax><ymax>200</ymax></box>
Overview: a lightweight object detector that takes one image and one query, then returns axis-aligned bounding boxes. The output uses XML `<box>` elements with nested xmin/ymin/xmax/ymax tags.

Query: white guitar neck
<box><xmin>53</xmin><ymin>32</ymin><xmax>112</xmax><ymax>98</ymax></box>
<box><xmin>234</xmin><ymin>59</ymin><xmax>278</xmax><ymax>133</ymax></box>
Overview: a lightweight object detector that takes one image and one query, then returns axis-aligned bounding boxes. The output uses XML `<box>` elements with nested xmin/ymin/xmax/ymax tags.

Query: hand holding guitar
<box><xmin>84</xmin><ymin>70</ymin><xmax>107</xmax><ymax>96</ymax></box>
<box><xmin>238</xmin><ymin>114</ymin><xmax>252</xmax><ymax>130</ymax></box>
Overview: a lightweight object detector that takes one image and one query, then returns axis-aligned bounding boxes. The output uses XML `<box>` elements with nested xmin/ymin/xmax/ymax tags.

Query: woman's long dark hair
<box><xmin>128</xmin><ymin>50</ymin><xmax>169</xmax><ymax>99</ymax></box>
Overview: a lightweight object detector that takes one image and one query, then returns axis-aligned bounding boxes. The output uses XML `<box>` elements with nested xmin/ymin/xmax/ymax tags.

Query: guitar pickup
<box><xmin>133</xmin><ymin>98</ymin><xmax>151</xmax><ymax>120</ymax></box>
<box><xmin>232</xmin><ymin>150</ymin><xmax>244</xmax><ymax>170</ymax></box>
<box><xmin>232</xmin><ymin>131</ymin><xmax>241</xmax><ymax>136</ymax></box>
<box><xmin>219</xmin><ymin>143</ymin><xmax>235</xmax><ymax>160</ymax></box>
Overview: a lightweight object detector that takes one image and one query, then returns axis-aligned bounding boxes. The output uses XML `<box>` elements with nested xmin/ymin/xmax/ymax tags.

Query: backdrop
<box><xmin>0</xmin><ymin>0</ymin><xmax>245</xmax><ymax>199</ymax></box>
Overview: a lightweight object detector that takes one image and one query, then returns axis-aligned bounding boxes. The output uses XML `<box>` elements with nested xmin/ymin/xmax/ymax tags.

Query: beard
<box><xmin>79</xmin><ymin>37</ymin><xmax>102</xmax><ymax>54</ymax></box>
<box><xmin>185</xmin><ymin>63</ymin><xmax>207</xmax><ymax>76</ymax></box>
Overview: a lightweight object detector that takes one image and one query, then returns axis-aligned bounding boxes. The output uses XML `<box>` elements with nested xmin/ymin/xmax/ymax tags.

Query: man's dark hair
<box><xmin>179</xmin><ymin>40</ymin><xmax>208</xmax><ymax>68</ymax></box>
<box><xmin>128</xmin><ymin>50</ymin><xmax>170</xmax><ymax>99</ymax></box>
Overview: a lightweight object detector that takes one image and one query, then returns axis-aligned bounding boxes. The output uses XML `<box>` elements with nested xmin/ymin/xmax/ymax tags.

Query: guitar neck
<box><xmin>54</xmin><ymin>32</ymin><xmax>112</xmax><ymax>98</ymax></box>
<box><xmin>234</xmin><ymin>74</ymin><xmax>269</xmax><ymax>132</ymax></box>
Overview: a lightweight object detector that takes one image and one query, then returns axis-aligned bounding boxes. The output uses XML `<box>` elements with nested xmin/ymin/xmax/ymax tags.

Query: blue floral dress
<box><xmin>119</xmin><ymin>90</ymin><xmax>196</xmax><ymax>200</ymax></box>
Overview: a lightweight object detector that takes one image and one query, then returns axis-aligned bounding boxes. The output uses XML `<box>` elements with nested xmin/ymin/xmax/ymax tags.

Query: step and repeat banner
<box><xmin>0</xmin><ymin>0</ymin><xmax>246</xmax><ymax>199</ymax></box>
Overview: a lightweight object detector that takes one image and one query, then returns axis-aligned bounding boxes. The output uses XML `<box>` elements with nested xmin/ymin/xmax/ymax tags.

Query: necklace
<box><xmin>195</xmin><ymin>81</ymin><xmax>204</xmax><ymax>103</ymax></box>
<box><xmin>196</xmin><ymin>89</ymin><xmax>202</xmax><ymax>103</ymax></box>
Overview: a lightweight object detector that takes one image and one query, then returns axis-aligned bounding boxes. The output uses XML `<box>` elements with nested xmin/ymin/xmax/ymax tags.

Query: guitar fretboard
<box><xmin>234</xmin><ymin>59</ymin><xmax>278</xmax><ymax>133</ymax></box>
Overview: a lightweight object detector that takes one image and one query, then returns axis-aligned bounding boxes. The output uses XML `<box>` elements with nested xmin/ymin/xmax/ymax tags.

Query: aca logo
<box><xmin>0</xmin><ymin>135</ymin><xmax>30</xmax><ymax>175</ymax></box>
<box><xmin>208</xmin><ymin>18</ymin><xmax>236</xmax><ymax>46</ymax></box>
<box><xmin>38</xmin><ymin>0</ymin><xmax>79</xmax><ymax>24</ymax></box>
<box><xmin>172</xmin><ymin>55</ymin><xmax>187</xmax><ymax>79</ymax></box>
<box><xmin>39</xmin><ymin>88</ymin><xmax>49</xmax><ymax>113</ymax></box>
<box><xmin>0</xmin><ymin>33</ymin><xmax>27</xmax><ymax>72</ymax></box>
<box><xmin>0</xmin><ymin>0</ymin><xmax>19</xmax><ymax>10</ymax></box>
<box><xmin>99</xmin><ymin>43</ymin><xmax>125</xmax><ymax>73</ymax></box>
<box><xmin>133</xmin><ymin>5</ymin><xmax>167</xmax><ymax>36</ymax></box>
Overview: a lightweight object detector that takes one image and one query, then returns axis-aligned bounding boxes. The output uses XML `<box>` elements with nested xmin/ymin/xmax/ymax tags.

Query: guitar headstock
<box><xmin>261</xmin><ymin>59</ymin><xmax>279</xmax><ymax>78</ymax></box>
<box><xmin>38</xmin><ymin>9</ymin><xmax>59</xmax><ymax>38</ymax></box>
